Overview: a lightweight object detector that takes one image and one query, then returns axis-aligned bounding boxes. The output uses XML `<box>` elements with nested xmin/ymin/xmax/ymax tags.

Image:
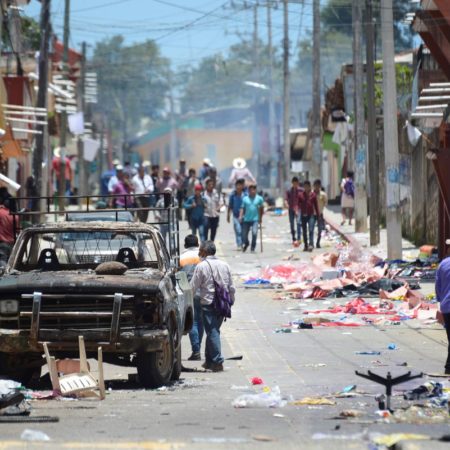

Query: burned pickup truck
<box><xmin>0</xmin><ymin>200</ymin><xmax>193</xmax><ymax>389</ymax></box>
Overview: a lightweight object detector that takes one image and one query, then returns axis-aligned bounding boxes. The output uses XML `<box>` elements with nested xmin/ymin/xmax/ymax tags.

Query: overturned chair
<box><xmin>43</xmin><ymin>336</ymin><xmax>106</xmax><ymax>400</ymax></box>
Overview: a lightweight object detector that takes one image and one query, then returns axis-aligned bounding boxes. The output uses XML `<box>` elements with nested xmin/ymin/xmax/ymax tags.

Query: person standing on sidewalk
<box><xmin>313</xmin><ymin>179</ymin><xmax>328</xmax><ymax>248</ymax></box>
<box><xmin>203</xmin><ymin>179</ymin><xmax>221</xmax><ymax>241</ymax></box>
<box><xmin>183</xmin><ymin>184</ymin><xmax>206</xmax><ymax>241</ymax></box>
<box><xmin>240</xmin><ymin>184</ymin><xmax>264</xmax><ymax>253</ymax></box>
<box><xmin>190</xmin><ymin>240</ymin><xmax>235</xmax><ymax>372</ymax></box>
<box><xmin>285</xmin><ymin>176</ymin><xmax>302</xmax><ymax>246</ymax></box>
<box><xmin>299</xmin><ymin>180</ymin><xmax>319</xmax><ymax>252</ymax></box>
<box><xmin>184</xmin><ymin>168</ymin><xmax>199</xmax><ymax>227</ymax></box>
<box><xmin>227</xmin><ymin>178</ymin><xmax>245</xmax><ymax>250</ymax></box>
<box><xmin>180</xmin><ymin>234</ymin><xmax>203</xmax><ymax>361</ymax></box>
<box><xmin>435</xmin><ymin>255</ymin><xmax>450</xmax><ymax>374</ymax></box>
<box><xmin>340</xmin><ymin>171</ymin><xmax>355</xmax><ymax>225</ymax></box>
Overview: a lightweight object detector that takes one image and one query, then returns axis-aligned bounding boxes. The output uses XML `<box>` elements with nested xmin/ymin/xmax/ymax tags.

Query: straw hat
<box><xmin>233</xmin><ymin>157</ymin><xmax>246</xmax><ymax>169</ymax></box>
<box><xmin>142</xmin><ymin>160</ymin><xmax>151</xmax><ymax>167</ymax></box>
<box><xmin>112</xmin><ymin>158</ymin><xmax>121</xmax><ymax>166</ymax></box>
<box><xmin>203</xmin><ymin>158</ymin><xmax>211</xmax><ymax>166</ymax></box>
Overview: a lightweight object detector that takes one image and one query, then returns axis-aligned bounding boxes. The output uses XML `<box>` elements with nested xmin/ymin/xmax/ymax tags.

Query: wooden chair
<box><xmin>43</xmin><ymin>336</ymin><xmax>105</xmax><ymax>400</ymax></box>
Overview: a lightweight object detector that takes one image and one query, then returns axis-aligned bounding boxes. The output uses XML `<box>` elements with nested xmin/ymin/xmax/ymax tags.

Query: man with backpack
<box><xmin>190</xmin><ymin>240</ymin><xmax>235</xmax><ymax>372</ymax></box>
<box><xmin>340</xmin><ymin>171</ymin><xmax>355</xmax><ymax>226</ymax></box>
<box><xmin>180</xmin><ymin>234</ymin><xmax>203</xmax><ymax>362</ymax></box>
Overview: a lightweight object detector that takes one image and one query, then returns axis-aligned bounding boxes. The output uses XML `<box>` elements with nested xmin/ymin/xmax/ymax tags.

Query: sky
<box><xmin>24</xmin><ymin>0</ymin><xmax>315</xmax><ymax>69</ymax></box>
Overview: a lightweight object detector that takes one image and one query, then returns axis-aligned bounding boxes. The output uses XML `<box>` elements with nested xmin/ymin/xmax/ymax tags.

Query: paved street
<box><xmin>1</xmin><ymin>210</ymin><xmax>449</xmax><ymax>449</ymax></box>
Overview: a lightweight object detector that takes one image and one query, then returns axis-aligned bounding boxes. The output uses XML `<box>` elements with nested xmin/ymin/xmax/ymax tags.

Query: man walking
<box><xmin>285</xmin><ymin>176</ymin><xmax>302</xmax><ymax>246</ymax></box>
<box><xmin>240</xmin><ymin>184</ymin><xmax>264</xmax><ymax>253</ymax></box>
<box><xmin>0</xmin><ymin>195</ymin><xmax>17</xmax><ymax>265</ymax></box>
<box><xmin>183</xmin><ymin>184</ymin><xmax>206</xmax><ymax>241</ymax></box>
<box><xmin>190</xmin><ymin>241</ymin><xmax>235</xmax><ymax>372</ymax></box>
<box><xmin>435</xmin><ymin>254</ymin><xmax>450</xmax><ymax>374</ymax></box>
<box><xmin>180</xmin><ymin>234</ymin><xmax>203</xmax><ymax>361</ymax></box>
<box><xmin>299</xmin><ymin>180</ymin><xmax>319</xmax><ymax>252</ymax></box>
<box><xmin>313</xmin><ymin>179</ymin><xmax>328</xmax><ymax>248</ymax></box>
<box><xmin>227</xmin><ymin>179</ymin><xmax>245</xmax><ymax>250</ymax></box>
<box><xmin>132</xmin><ymin>165</ymin><xmax>154</xmax><ymax>222</ymax></box>
<box><xmin>203</xmin><ymin>179</ymin><xmax>221</xmax><ymax>241</ymax></box>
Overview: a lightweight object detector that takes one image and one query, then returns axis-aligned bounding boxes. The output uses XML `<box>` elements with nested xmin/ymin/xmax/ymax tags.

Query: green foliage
<box><xmin>321</xmin><ymin>0</ymin><xmax>416</xmax><ymax>52</ymax></box>
<box><xmin>92</xmin><ymin>36</ymin><xmax>170</xmax><ymax>142</ymax></box>
<box><xmin>1</xmin><ymin>16</ymin><xmax>40</xmax><ymax>52</ymax></box>
<box><xmin>179</xmin><ymin>39</ymin><xmax>281</xmax><ymax>113</ymax></box>
<box><xmin>373</xmin><ymin>62</ymin><xmax>413</xmax><ymax>108</ymax></box>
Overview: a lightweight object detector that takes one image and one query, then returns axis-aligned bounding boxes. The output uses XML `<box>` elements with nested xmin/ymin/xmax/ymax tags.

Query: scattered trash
<box><xmin>232</xmin><ymin>386</ymin><xmax>286</xmax><ymax>408</ymax></box>
<box><xmin>302</xmin><ymin>363</ymin><xmax>327</xmax><ymax>368</ymax></box>
<box><xmin>252</xmin><ymin>435</ymin><xmax>275</xmax><ymax>442</ymax></box>
<box><xmin>20</xmin><ymin>429</ymin><xmax>51</xmax><ymax>441</ymax></box>
<box><xmin>0</xmin><ymin>380</ymin><xmax>22</xmax><ymax>396</ymax></box>
<box><xmin>341</xmin><ymin>384</ymin><xmax>357</xmax><ymax>393</ymax></box>
<box><xmin>339</xmin><ymin>409</ymin><xmax>364</xmax><ymax>418</ymax></box>
<box><xmin>355</xmin><ymin>351</ymin><xmax>381</xmax><ymax>355</ymax></box>
<box><xmin>387</xmin><ymin>343</ymin><xmax>397</xmax><ymax>350</ymax></box>
<box><xmin>404</xmin><ymin>381</ymin><xmax>443</xmax><ymax>400</ymax></box>
<box><xmin>290</xmin><ymin>397</ymin><xmax>336</xmax><ymax>406</ymax></box>
<box><xmin>372</xmin><ymin>433</ymin><xmax>430</xmax><ymax>447</ymax></box>
<box><xmin>273</xmin><ymin>413</ymin><xmax>285</xmax><ymax>418</ymax></box>
<box><xmin>251</xmin><ymin>377</ymin><xmax>264</xmax><ymax>385</ymax></box>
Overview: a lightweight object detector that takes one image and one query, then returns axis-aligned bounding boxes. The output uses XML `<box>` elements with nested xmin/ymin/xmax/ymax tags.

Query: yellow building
<box><xmin>131</xmin><ymin>118</ymin><xmax>253</xmax><ymax>175</ymax></box>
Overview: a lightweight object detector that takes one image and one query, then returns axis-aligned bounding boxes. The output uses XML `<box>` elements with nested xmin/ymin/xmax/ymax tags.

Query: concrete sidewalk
<box><xmin>324</xmin><ymin>205</ymin><xmax>420</xmax><ymax>261</ymax></box>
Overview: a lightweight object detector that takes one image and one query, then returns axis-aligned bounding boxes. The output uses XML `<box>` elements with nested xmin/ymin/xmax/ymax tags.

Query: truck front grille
<box><xmin>19</xmin><ymin>293</ymin><xmax>136</xmax><ymax>330</ymax></box>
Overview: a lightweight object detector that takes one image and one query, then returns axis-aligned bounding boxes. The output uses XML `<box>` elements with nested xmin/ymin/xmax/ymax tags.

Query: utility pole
<box><xmin>58</xmin><ymin>0</ymin><xmax>70</xmax><ymax>211</ymax></box>
<box><xmin>267</xmin><ymin>1</ymin><xmax>276</xmax><ymax>190</ymax></box>
<box><xmin>77</xmin><ymin>41</ymin><xmax>86</xmax><ymax>199</ymax></box>
<box><xmin>311</xmin><ymin>0</ymin><xmax>321</xmax><ymax>180</ymax></box>
<box><xmin>252</xmin><ymin>4</ymin><xmax>260</xmax><ymax>182</ymax></box>
<box><xmin>33</xmin><ymin>0</ymin><xmax>51</xmax><ymax>203</ymax></box>
<box><xmin>381</xmin><ymin>0</ymin><xmax>402</xmax><ymax>259</ymax></box>
<box><xmin>365</xmin><ymin>0</ymin><xmax>380</xmax><ymax>245</ymax></box>
<box><xmin>282</xmin><ymin>0</ymin><xmax>290</xmax><ymax>191</ymax></box>
<box><xmin>352</xmin><ymin>0</ymin><xmax>368</xmax><ymax>232</ymax></box>
<box><xmin>9</xmin><ymin>2</ymin><xmax>23</xmax><ymax>75</ymax></box>
<box><xmin>168</xmin><ymin>71</ymin><xmax>177</xmax><ymax>170</ymax></box>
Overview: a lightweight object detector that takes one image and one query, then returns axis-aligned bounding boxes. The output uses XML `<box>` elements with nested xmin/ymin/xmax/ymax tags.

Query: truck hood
<box><xmin>0</xmin><ymin>269</ymin><xmax>164</xmax><ymax>296</ymax></box>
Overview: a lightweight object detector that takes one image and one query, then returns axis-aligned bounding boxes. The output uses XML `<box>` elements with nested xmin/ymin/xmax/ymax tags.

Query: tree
<box><xmin>91</xmin><ymin>36</ymin><xmax>170</xmax><ymax>147</ymax></box>
<box><xmin>321</xmin><ymin>0</ymin><xmax>416</xmax><ymax>51</ymax></box>
<box><xmin>1</xmin><ymin>16</ymin><xmax>41</xmax><ymax>52</ymax></box>
<box><xmin>179</xmin><ymin>39</ymin><xmax>281</xmax><ymax>114</ymax></box>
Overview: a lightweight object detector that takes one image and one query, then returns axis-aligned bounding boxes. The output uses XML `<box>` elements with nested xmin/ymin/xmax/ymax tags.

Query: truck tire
<box><xmin>0</xmin><ymin>353</ymin><xmax>41</xmax><ymax>386</ymax></box>
<box><xmin>136</xmin><ymin>324</ymin><xmax>175</xmax><ymax>389</ymax></box>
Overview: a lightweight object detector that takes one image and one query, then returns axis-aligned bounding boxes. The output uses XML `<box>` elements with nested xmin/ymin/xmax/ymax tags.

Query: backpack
<box><xmin>205</xmin><ymin>260</ymin><xmax>233</xmax><ymax>319</ymax></box>
<box><xmin>344</xmin><ymin>179</ymin><xmax>355</xmax><ymax>197</ymax></box>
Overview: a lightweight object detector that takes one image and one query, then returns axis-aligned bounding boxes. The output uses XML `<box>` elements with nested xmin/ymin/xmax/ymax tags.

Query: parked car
<box><xmin>0</xmin><ymin>221</ymin><xmax>193</xmax><ymax>388</ymax></box>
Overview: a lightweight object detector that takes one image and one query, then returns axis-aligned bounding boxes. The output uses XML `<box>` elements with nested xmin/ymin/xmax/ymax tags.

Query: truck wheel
<box><xmin>136</xmin><ymin>324</ymin><xmax>175</xmax><ymax>389</ymax></box>
<box><xmin>0</xmin><ymin>352</ymin><xmax>41</xmax><ymax>386</ymax></box>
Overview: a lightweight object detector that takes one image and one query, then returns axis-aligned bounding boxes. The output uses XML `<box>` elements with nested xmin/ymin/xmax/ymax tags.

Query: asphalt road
<box><xmin>1</xmin><ymin>211</ymin><xmax>449</xmax><ymax>450</ymax></box>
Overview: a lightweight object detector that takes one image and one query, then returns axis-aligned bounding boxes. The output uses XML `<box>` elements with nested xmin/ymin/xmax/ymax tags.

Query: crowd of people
<box><xmin>285</xmin><ymin>176</ymin><xmax>328</xmax><ymax>252</ymax></box>
<box><xmin>102</xmin><ymin>156</ymin><xmax>267</xmax><ymax>251</ymax></box>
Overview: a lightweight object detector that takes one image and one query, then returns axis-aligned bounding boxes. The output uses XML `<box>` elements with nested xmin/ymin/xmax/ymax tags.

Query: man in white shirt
<box><xmin>132</xmin><ymin>165</ymin><xmax>154</xmax><ymax>222</ymax></box>
<box><xmin>203</xmin><ymin>178</ymin><xmax>221</xmax><ymax>241</ymax></box>
<box><xmin>190</xmin><ymin>240</ymin><xmax>235</xmax><ymax>372</ymax></box>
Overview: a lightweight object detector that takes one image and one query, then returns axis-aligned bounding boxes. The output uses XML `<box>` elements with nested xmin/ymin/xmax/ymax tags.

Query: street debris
<box><xmin>20</xmin><ymin>429</ymin><xmax>51</xmax><ymax>441</ymax></box>
<box><xmin>290</xmin><ymin>397</ymin><xmax>336</xmax><ymax>406</ymax></box>
<box><xmin>251</xmin><ymin>377</ymin><xmax>264</xmax><ymax>385</ymax></box>
<box><xmin>232</xmin><ymin>386</ymin><xmax>286</xmax><ymax>408</ymax></box>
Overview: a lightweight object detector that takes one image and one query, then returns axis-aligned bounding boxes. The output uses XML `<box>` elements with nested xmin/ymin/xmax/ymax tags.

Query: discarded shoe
<box><xmin>188</xmin><ymin>352</ymin><xmax>201</xmax><ymax>361</ymax></box>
